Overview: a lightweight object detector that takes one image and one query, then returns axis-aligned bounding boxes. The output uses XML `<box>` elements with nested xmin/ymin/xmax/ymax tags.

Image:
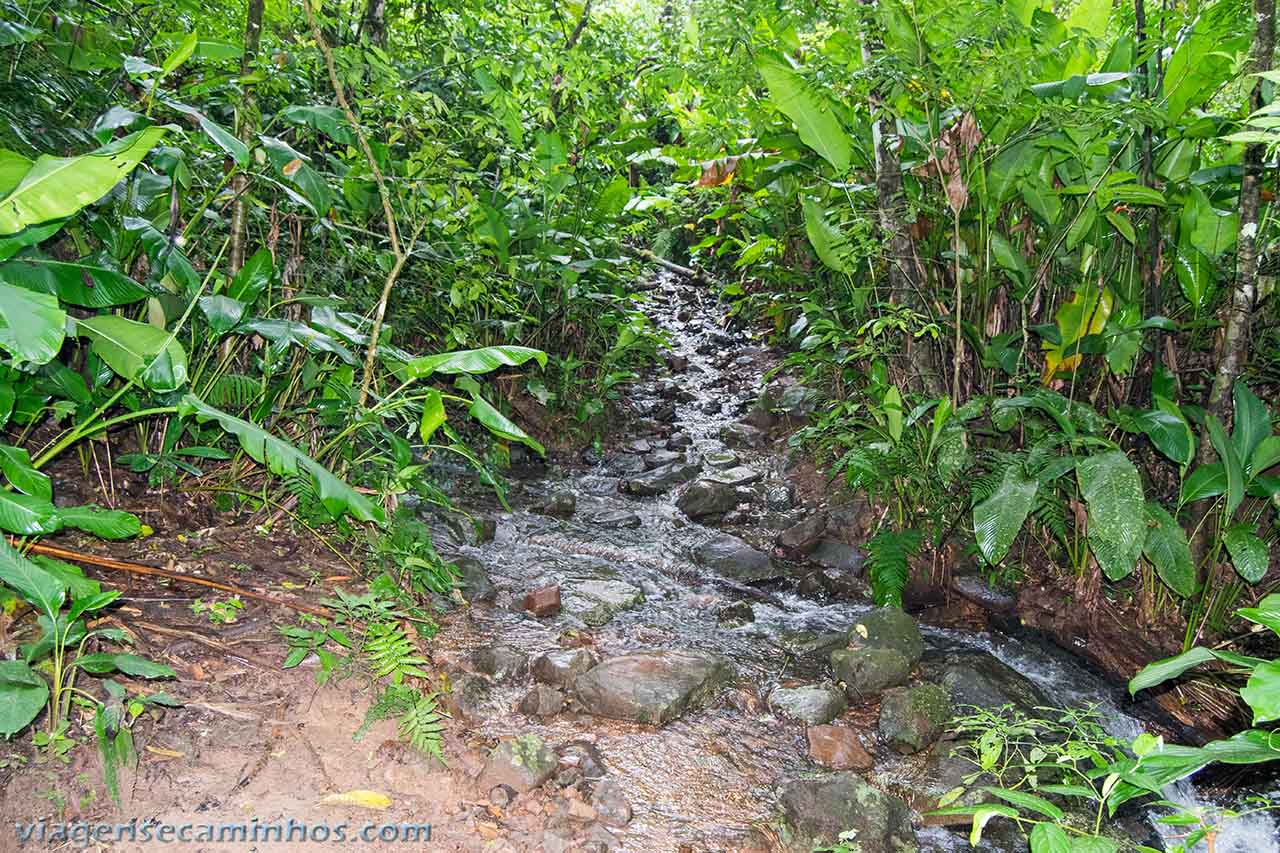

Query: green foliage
<box><xmin>865</xmin><ymin>528</ymin><xmax>922</xmax><ymax>608</ymax></box>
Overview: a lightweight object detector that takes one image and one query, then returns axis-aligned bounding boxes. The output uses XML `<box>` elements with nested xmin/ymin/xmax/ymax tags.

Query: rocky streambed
<box><xmin>418</xmin><ymin>272</ymin><xmax>1278</xmax><ymax>852</ymax></box>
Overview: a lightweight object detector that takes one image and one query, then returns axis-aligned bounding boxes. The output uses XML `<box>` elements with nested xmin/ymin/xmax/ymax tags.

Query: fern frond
<box><xmin>363</xmin><ymin>622</ymin><xmax>430</xmax><ymax>683</ymax></box>
<box><xmin>398</xmin><ymin>691</ymin><xmax>447</xmax><ymax>762</ymax></box>
<box><xmin>205</xmin><ymin>374</ymin><xmax>262</xmax><ymax>410</ymax></box>
<box><xmin>866</xmin><ymin>528</ymin><xmax>922</xmax><ymax>608</ymax></box>
<box><xmin>1032</xmin><ymin>491</ymin><xmax>1069</xmax><ymax>548</ymax></box>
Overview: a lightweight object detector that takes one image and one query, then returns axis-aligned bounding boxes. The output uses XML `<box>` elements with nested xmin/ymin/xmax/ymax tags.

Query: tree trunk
<box><xmin>229</xmin><ymin>0</ymin><xmax>265</xmax><ymax>275</ymax></box>
<box><xmin>1130</xmin><ymin>0</ymin><xmax>1164</xmax><ymax>403</ymax></box>
<box><xmin>549</xmin><ymin>1</ymin><xmax>593</xmax><ymax>119</ymax></box>
<box><xmin>361</xmin><ymin>0</ymin><xmax>387</xmax><ymax>47</ymax></box>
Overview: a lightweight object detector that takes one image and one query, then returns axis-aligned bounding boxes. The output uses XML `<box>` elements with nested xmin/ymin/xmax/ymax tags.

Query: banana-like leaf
<box><xmin>1077</xmin><ymin>450</ymin><xmax>1144</xmax><ymax>581</ymax></box>
<box><xmin>0</xmin><ymin>659</ymin><xmax>48</xmax><ymax>737</ymax></box>
<box><xmin>0</xmin><ymin>126</ymin><xmax>167</xmax><ymax>235</ymax></box>
<box><xmin>973</xmin><ymin>463</ymin><xmax>1038</xmax><ymax>565</ymax></box>
<box><xmin>404</xmin><ymin>346</ymin><xmax>547</xmax><ymax>379</ymax></box>
<box><xmin>55</xmin><ymin>505</ymin><xmax>142</xmax><ymax>540</ymax></box>
<box><xmin>1205</xmin><ymin>414</ymin><xmax>1244</xmax><ymax>517</ymax></box>
<box><xmin>0</xmin><ymin>281</ymin><xmax>65</xmax><ymax>365</ymax></box>
<box><xmin>1136</xmin><ymin>397</ymin><xmax>1194</xmax><ymax>470</ymax></box>
<box><xmin>419</xmin><ymin>389</ymin><xmax>446</xmax><ymax>443</ymax></box>
<box><xmin>1231</xmin><ymin>382</ymin><xmax>1270</xmax><ymax>464</ymax></box>
<box><xmin>76</xmin><ymin>315</ymin><xmax>188</xmax><ymax>392</ymax></box>
<box><xmin>0</xmin><ymin>254</ymin><xmax>150</xmax><ymax>307</ymax></box>
<box><xmin>1224</xmin><ymin>525</ymin><xmax>1268</xmax><ymax>584</ymax></box>
<box><xmin>802</xmin><ymin>198</ymin><xmax>853</xmax><ymax>274</ymax></box>
<box><xmin>468</xmin><ymin>396</ymin><xmax>544</xmax><ymax>455</ymax></box>
<box><xmin>178</xmin><ymin>395</ymin><xmax>385</xmax><ymax>525</ymax></box>
<box><xmin>0</xmin><ymin>537</ymin><xmax>66</xmax><ymax>621</ymax></box>
<box><xmin>0</xmin><ymin>490</ymin><xmax>59</xmax><ymax>535</ymax></box>
<box><xmin>1142</xmin><ymin>502</ymin><xmax>1196</xmax><ymax>597</ymax></box>
<box><xmin>0</xmin><ymin>443</ymin><xmax>51</xmax><ymax>500</ymax></box>
<box><xmin>756</xmin><ymin>52</ymin><xmax>851</xmax><ymax>172</ymax></box>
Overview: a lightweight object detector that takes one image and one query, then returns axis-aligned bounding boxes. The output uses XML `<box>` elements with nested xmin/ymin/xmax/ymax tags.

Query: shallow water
<box><xmin>437</xmin><ymin>273</ymin><xmax>1278</xmax><ymax>852</ymax></box>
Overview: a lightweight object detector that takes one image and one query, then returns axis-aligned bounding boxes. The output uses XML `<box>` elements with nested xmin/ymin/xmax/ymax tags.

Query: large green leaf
<box><xmin>76</xmin><ymin>315</ymin><xmax>189</xmax><ymax>392</ymax></box>
<box><xmin>1251</xmin><ymin>436</ymin><xmax>1280</xmax><ymax>479</ymax></box>
<box><xmin>973</xmin><ymin>463</ymin><xmax>1038</xmax><ymax>565</ymax></box>
<box><xmin>0</xmin><ymin>281</ymin><xmax>66</xmax><ymax>365</ymax></box>
<box><xmin>1179</xmin><ymin>463</ymin><xmax>1225</xmax><ymax>505</ymax></box>
<box><xmin>0</xmin><ymin>659</ymin><xmax>49</xmax><ymax>737</ymax></box>
<box><xmin>0</xmin><ymin>443</ymin><xmax>51</xmax><ymax>500</ymax></box>
<box><xmin>419</xmin><ymin>389</ymin><xmax>446</xmax><ymax>443</ymax></box>
<box><xmin>1223</xmin><ymin>525</ymin><xmax>1268</xmax><ymax>584</ymax></box>
<box><xmin>1142</xmin><ymin>503</ymin><xmax>1196</xmax><ymax>597</ymax></box>
<box><xmin>802</xmin><ymin>198</ymin><xmax>853</xmax><ymax>274</ymax></box>
<box><xmin>756</xmin><ymin>53</ymin><xmax>851</xmax><ymax>172</ymax></box>
<box><xmin>1180</xmin><ymin>186</ymin><xmax>1238</xmax><ymax>259</ymax></box>
<box><xmin>1077</xmin><ymin>450</ymin><xmax>1144</xmax><ymax>581</ymax></box>
<box><xmin>0</xmin><ymin>21</ymin><xmax>42</xmax><ymax>48</ymax></box>
<box><xmin>54</xmin><ymin>505</ymin><xmax>142</xmax><ymax>540</ymax></box>
<box><xmin>1205</xmin><ymin>415</ymin><xmax>1244</xmax><ymax>517</ymax></box>
<box><xmin>1108</xmin><ymin>729</ymin><xmax>1280</xmax><ymax>810</ymax></box>
<box><xmin>236</xmin><ymin>319</ymin><xmax>356</xmax><ymax>364</ymax></box>
<box><xmin>1129</xmin><ymin>646</ymin><xmax>1264</xmax><ymax>695</ymax></box>
<box><xmin>0</xmin><ymin>255</ymin><xmax>151</xmax><ymax>307</ymax></box>
<box><xmin>278</xmin><ymin>105</ymin><xmax>355</xmax><ymax>145</ymax></box>
<box><xmin>0</xmin><ymin>490</ymin><xmax>59</xmax><ymax>535</ymax></box>
<box><xmin>0</xmin><ymin>127</ymin><xmax>167</xmax><ymax>235</ymax></box>
<box><xmin>1231</xmin><ymin>382</ymin><xmax>1271</xmax><ymax>465</ymax></box>
<box><xmin>0</xmin><ymin>537</ymin><xmax>66</xmax><ymax>620</ymax></box>
<box><xmin>1161</xmin><ymin>0</ymin><xmax>1254</xmax><ymax>124</ymax></box>
<box><xmin>75</xmin><ymin>652</ymin><xmax>175</xmax><ymax>679</ymax></box>
<box><xmin>1173</xmin><ymin>244</ymin><xmax>1214</xmax><ymax>310</ymax></box>
<box><xmin>1240</xmin><ymin>660</ymin><xmax>1280</xmax><ymax>725</ymax></box>
<box><xmin>1027</xmin><ymin>823</ymin><xmax>1072</xmax><ymax>853</ymax></box>
<box><xmin>1136</xmin><ymin>397</ymin><xmax>1194</xmax><ymax>470</ymax></box>
<box><xmin>468</xmin><ymin>395</ymin><xmax>545</xmax><ymax>455</ymax></box>
<box><xmin>1238</xmin><ymin>594</ymin><xmax>1280</xmax><ymax>636</ymax></box>
<box><xmin>165</xmin><ymin>101</ymin><xmax>248</xmax><ymax>166</ymax></box>
<box><xmin>404</xmin><ymin>346</ymin><xmax>547</xmax><ymax>379</ymax></box>
<box><xmin>178</xmin><ymin>395</ymin><xmax>385</xmax><ymax>525</ymax></box>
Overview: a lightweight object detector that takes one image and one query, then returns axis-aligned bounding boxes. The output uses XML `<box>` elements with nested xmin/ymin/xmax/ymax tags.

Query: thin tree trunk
<box><xmin>549</xmin><ymin>1</ymin><xmax>593</xmax><ymax>118</ymax></box>
<box><xmin>228</xmin><ymin>0</ymin><xmax>265</xmax><ymax>275</ymax></box>
<box><xmin>1131</xmin><ymin>0</ymin><xmax>1164</xmax><ymax>402</ymax></box>
<box><xmin>361</xmin><ymin>0</ymin><xmax>387</xmax><ymax>47</ymax></box>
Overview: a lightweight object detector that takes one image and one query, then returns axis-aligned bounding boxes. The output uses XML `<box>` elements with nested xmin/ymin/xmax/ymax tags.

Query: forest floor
<box><xmin>0</xmin><ymin>272</ymin><xmax>1238</xmax><ymax>853</ymax></box>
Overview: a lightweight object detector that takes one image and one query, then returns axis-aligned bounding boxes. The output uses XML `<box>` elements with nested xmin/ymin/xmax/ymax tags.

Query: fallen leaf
<box><xmin>320</xmin><ymin>790</ymin><xmax>392</xmax><ymax>811</ymax></box>
<box><xmin>145</xmin><ymin>745</ymin><xmax>185</xmax><ymax>759</ymax></box>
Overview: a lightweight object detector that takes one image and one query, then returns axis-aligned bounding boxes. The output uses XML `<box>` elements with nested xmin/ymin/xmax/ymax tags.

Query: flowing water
<box><xmin>433</xmin><ymin>273</ymin><xmax>1279</xmax><ymax>852</ymax></box>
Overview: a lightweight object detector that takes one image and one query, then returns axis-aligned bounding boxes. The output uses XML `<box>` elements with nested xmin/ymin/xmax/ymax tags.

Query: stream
<box><xmin>428</xmin><ymin>272</ymin><xmax>1279</xmax><ymax>852</ymax></box>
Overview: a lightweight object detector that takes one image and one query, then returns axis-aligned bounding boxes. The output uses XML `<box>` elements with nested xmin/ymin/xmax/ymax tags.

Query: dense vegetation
<box><xmin>0</xmin><ymin>0</ymin><xmax>1276</xmax><ymax>847</ymax></box>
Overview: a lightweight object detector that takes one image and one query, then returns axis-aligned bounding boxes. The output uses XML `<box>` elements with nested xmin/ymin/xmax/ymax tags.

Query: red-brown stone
<box><xmin>523</xmin><ymin>584</ymin><xmax>561</xmax><ymax>617</ymax></box>
<box><xmin>806</xmin><ymin>724</ymin><xmax>873</xmax><ymax>771</ymax></box>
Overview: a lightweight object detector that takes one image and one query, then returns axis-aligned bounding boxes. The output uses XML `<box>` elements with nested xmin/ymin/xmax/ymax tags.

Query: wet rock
<box><xmin>621</xmin><ymin>458</ymin><xmax>702</xmax><ymax>496</ymax></box>
<box><xmin>518</xmin><ymin>685</ymin><xmax>566</xmax><ymax>717</ymax></box>
<box><xmin>703</xmin><ymin>449</ymin><xmax>739</xmax><ymax>469</ymax></box>
<box><xmin>538</xmin><ymin>489</ymin><xmax>578</xmax><ymax>518</ymax></box>
<box><xmin>719</xmin><ymin>422</ymin><xmax>766</xmax><ymax>449</ymax></box>
<box><xmin>472</xmin><ymin>645</ymin><xmax>530</xmax><ymax>683</ymax></box>
<box><xmin>644</xmin><ymin>449</ymin><xmax>682</xmax><ymax>469</ymax></box>
<box><xmin>627</xmin><ymin>438</ymin><xmax>653</xmax><ymax>454</ymax></box>
<box><xmin>532</xmin><ymin>648</ymin><xmax>600</xmax><ymax>688</ymax></box>
<box><xmin>488</xmin><ymin>784</ymin><xmax>516</xmax><ymax>807</ymax></box>
<box><xmin>777</xmin><ymin>512</ymin><xmax>828</xmax><ymax>555</ymax></box>
<box><xmin>677</xmin><ymin>479</ymin><xmax>740</xmax><ymax>520</ymax></box>
<box><xmin>691</xmin><ymin>533</ymin><xmax>783</xmax><ymax>582</ymax></box>
<box><xmin>777</xmin><ymin>771</ymin><xmax>916</xmax><ymax>852</ymax></box>
<box><xmin>931</xmin><ymin>653</ymin><xmax>1047</xmax><ymax>714</ymax></box>
<box><xmin>747</xmin><ymin>381</ymin><xmax>819</xmax><ymax>432</ymax></box>
<box><xmin>848</xmin><ymin>607</ymin><xmax>925</xmax><ymax>665</ymax></box>
<box><xmin>589</xmin><ymin>509</ymin><xmax>641</xmax><ymax>529</ymax></box>
<box><xmin>445</xmin><ymin>674</ymin><xmax>494</xmax><ymax>722</ymax></box>
<box><xmin>716</xmin><ymin>600</ymin><xmax>755</xmax><ymax>627</ymax></box>
<box><xmin>831</xmin><ymin>648</ymin><xmax>912</xmax><ymax>698</ymax></box>
<box><xmin>801</xmin><ymin>566</ymin><xmax>866</xmax><ymax>600</ymax></box>
<box><xmin>524</xmin><ymin>584</ymin><xmax>562</xmax><ymax>618</ymax></box>
<box><xmin>556</xmin><ymin>740</ymin><xmax>608</xmax><ymax>780</ymax></box>
<box><xmin>769</xmin><ymin>684</ymin><xmax>847</xmax><ymax>725</ymax></box>
<box><xmin>662</xmin><ymin>351</ymin><xmax>689</xmax><ymax>372</ymax></box>
<box><xmin>480</xmin><ymin>734</ymin><xmax>558</xmax><ymax>793</ymax></box>
<box><xmin>574</xmin><ymin>650</ymin><xmax>735</xmax><ymax>726</ymax></box>
<box><xmin>605</xmin><ymin>453</ymin><xmax>646</xmax><ymax>476</ymax></box>
<box><xmin>806</xmin><ymin>725</ymin><xmax>874</xmax><ymax>771</ymax></box>
<box><xmin>590</xmin><ymin>779</ymin><xmax>633</xmax><ymax>827</ymax></box>
<box><xmin>766</xmin><ymin>485</ymin><xmax>794</xmax><ymax>511</ymax></box>
<box><xmin>810</xmin><ymin>539</ymin><xmax>864</xmax><ymax>574</ymax></box>
<box><xmin>453</xmin><ymin>555</ymin><xmax>496</xmax><ymax>603</ymax></box>
<box><xmin>439</xmin><ymin>510</ymin><xmax>498</xmax><ymax>546</ymax></box>
<box><xmin>581</xmin><ymin>447</ymin><xmax>603</xmax><ymax>465</ymax></box>
<box><xmin>878</xmin><ymin>683</ymin><xmax>953</xmax><ymax>754</ymax></box>
<box><xmin>772</xmin><ymin>629</ymin><xmax>848</xmax><ymax>665</ymax></box>
<box><xmin>707</xmin><ymin>465</ymin><xmax>762</xmax><ymax>487</ymax></box>
<box><xmin>951</xmin><ymin>575</ymin><xmax>1017</xmax><ymax>614</ymax></box>
<box><xmin>667</xmin><ymin>433</ymin><xmax>692</xmax><ymax>449</ymax></box>
<box><xmin>562</xmin><ymin>579</ymin><xmax>644</xmax><ymax>627</ymax></box>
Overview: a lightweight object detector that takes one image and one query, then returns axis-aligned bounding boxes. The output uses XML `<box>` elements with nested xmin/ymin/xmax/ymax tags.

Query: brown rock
<box><xmin>806</xmin><ymin>725</ymin><xmax>873</xmax><ymax>771</ymax></box>
<box><xmin>524</xmin><ymin>584</ymin><xmax>562</xmax><ymax>617</ymax></box>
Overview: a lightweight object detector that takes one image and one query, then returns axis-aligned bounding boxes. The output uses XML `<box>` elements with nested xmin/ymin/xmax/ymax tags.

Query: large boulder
<box><xmin>777</xmin><ymin>772</ymin><xmax>917</xmax><ymax>852</ymax></box>
<box><xmin>621</xmin><ymin>458</ymin><xmax>702</xmax><ymax>495</ymax></box>
<box><xmin>928</xmin><ymin>652</ymin><xmax>1047</xmax><ymax>715</ymax></box>
<box><xmin>878</xmin><ymin>683</ymin><xmax>953</xmax><ymax>754</ymax></box>
<box><xmin>831</xmin><ymin>647</ymin><xmax>912</xmax><ymax>699</ymax></box>
<box><xmin>479</xmin><ymin>735</ymin><xmax>558</xmax><ymax>793</ymax></box>
<box><xmin>769</xmin><ymin>684</ymin><xmax>848</xmax><ymax>726</ymax></box>
<box><xmin>848</xmin><ymin>607</ymin><xmax>925</xmax><ymax>665</ymax></box>
<box><xmin>692</xmin><ymin>533</ymin><xmax>783</xmax><ymax>583</ymax></box>
<box><xmin>574</xmin><ymin>650</ymin><xmax>734</xmax><ymax>726</ymax></box>
<box><xmin>452</xmin><ymin>555</ymin><xmax>496</xmax><ymax>604</ymax></box>
<box><xmin>676</xmin><ymin>479</ymin><xmax>741</xmax><ymax>520</ymax></box>
<box><xmin>532</xmin><ymin>648</ymin><xmax>600</xmax><ymax>688</ymax></box>
<box><xmin>777</xmin><ymin>512</ymin><xmax>828</xmax><ymax>554</ymax></box>
<box><xmin>471</xmin><ymin>644</ymin><xmax>529</xmax><ymax>683</ymax></box>
<box><xmin>561</xmin><ymin>579</ymin><xmax>644</xmax><ymax>627</ymax></box>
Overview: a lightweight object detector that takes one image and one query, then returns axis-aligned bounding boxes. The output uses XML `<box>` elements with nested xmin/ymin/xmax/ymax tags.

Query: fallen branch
<box><xmin>625</xmin><ymin>246</ymin><xmax>718</xmax><ymax>286</ymax></box>
<box><xmin>14</xmin><ymin>540</ymin><xmax>333</xmax><ymax>620</ymax></box>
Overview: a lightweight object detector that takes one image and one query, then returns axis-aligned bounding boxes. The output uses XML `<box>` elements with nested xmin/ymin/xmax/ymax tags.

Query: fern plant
<box><xmin>355</xmin><ymin>684</ymin><xmax>447</xmax><ymax>762</ymax></box>
<box><xmin>865</xmin><ymin>528</ymin><xmax>923</xmax><ymax>607</ymax></box>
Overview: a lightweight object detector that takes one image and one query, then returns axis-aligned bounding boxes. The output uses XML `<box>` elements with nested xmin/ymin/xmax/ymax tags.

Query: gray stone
<box><xmin>676</xmin><ymin>479</ymin><xmax>740</xmax><ymax>520</ymax></box>
<box><xmin>472</xmin><ymin>645</ymin><xmax>529</xmax><ymax>683</ymax></box>
<box><xmin>538</xmin><ymin>489</ymin><xmax>577</xmax><ymax>518</ymax></box>
<box><xmin>831</xmin><ymin>647</ymin><xmax>912</xmax><ymax>698</ymax></box>
<box><xmin>848</xmin><ymin>607</ymin><xmax>925</xmax><ymax>665</ymax></box>
<box><xmin>810</xmin><ymin>539</ymin><xmax>864</xmax><ymax>574</ymax></box>
<box><xmin>589</xmin><ymin>509</ymin><xmax>642</xmax><ymax>529</ymax></box>
<box><xmin>777</xmin><ymin>772</ymin><xmax>917</xmax><ymax>852</ymax></box>
<box><xmin>644</xmin><ymin>449</ymin><xmax>683</xmax><ymax>469</ymax></box>
<box><xmin>772</xmin><ymin>629</ymin><xmax>848</xmax><ymax>665</ymax></box>
<box><xmin>691</xmin><ymin>533</ymin><xmax>783</xmax><ymax>582</ymax></box>
<box><xmin>951</xmin><ymin>575</ymin><xmax>1016</xmax><ymax>613</ymax></box>
<box><xmin>878</xmin><ymin>683</ymin><xmax>953</xmax><ymax>754</ymax></box>
<box><xmin>931</xmin><ymin>653</ymin><xmax>1047</xmax><ymax>714</ymax></box>
<box><xmin>667</xmin><ymin>433</ymin><xmax>692</xmax><ymax>449</ymax></box>
<box><xmin>591</xmin><ymin>779</ymin><xmax>633</xmax><ymax>827</ymax></box>
<box><xmin>574</xmin><ymin>650</ymin><xmax>735</xmax><ymax>726</ymax></box>
<box><xmin>518</xmin><ymin>685</ymin><xmax>566</xmax><ymax>717</ymax></box>
<box><xmin>532</xmin><ymin>648</ymin><xmax>600</xmax><ymax>687</ymax></box>
<box><xmin>621</xmin><ymin>458</ymin><xmax>702</xmax><ymax>496</ymax></box>
<box><xmin>445</xmin><ymin>674</ymin><xmax>493</xmax><ymax>722</ymax></box>
<box><xmin>769</xmin><ymin>684</ymin><xmax>847</xmax><ymax>725</ymax></box>
<box><xmin>720</xmin><ymin>422</ymin><xmax>766</xmax><ymax>449</ymax></box>
<box><xmin>716</xmin><ymin>601</ymin><xmax>755</xmax><ymax>627</ymax></box>
<box><xmin>480</xmin><ymin>735</ymin><xmax>558</xmax><ymax>793</ymax></box>
<box><xmin>703</xmin><ymin>450</ymin><xmax>740</xmax><ymax>469</ymax></box>
<box><xmin>605</xmin><ymin>454</ymin><xmax>646</xmax><ymax>476</ymax></box>
<box><xmin>562</xmin><ymin>579</ymin><xmax>644</xmax><ymax>627</ymax></box>
<box><xmin>556</xmin><ymin>740</ymin><xmax>608</xmax><ymax>780</ymax></box>
<box><xmin>777</xmin><ymin>512</ymin><xmax>828</xmax><ymax>554</ymax></box>
<box><xmin>453</xmin><ymin>555</ymin><xmax>496</xmax><ymax>603</ymax></box>
<box><xmin>707</xmin><ymin>465</ymin><xmax>762</xmax><ymax>486</ymax></box>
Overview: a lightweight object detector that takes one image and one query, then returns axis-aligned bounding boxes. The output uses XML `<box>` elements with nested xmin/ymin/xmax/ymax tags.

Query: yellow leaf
<box><xmin>282</xmin><ymin>158</ymin><xmax>303</xmax><ymax>177</ymax></box>
<box><xmin>320</xmin><ymin>790</ymin><xmax>392</xmax><ymax>811</ymax></box>
<box><xmin>1041</xmin><ymin>284</ymin><xmax>1112</xmax><ymax>383</ymax></box>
